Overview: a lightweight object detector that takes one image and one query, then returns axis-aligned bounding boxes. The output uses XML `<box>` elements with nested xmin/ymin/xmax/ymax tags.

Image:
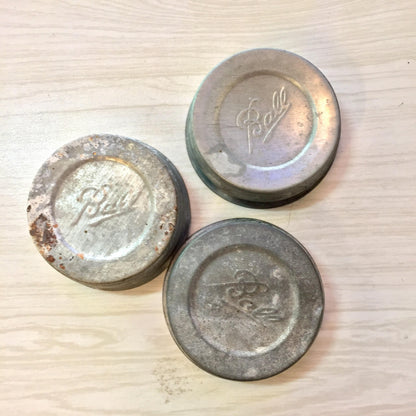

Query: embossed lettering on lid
<box><xmin>163</xmin><ymin>218</ymin><xmax>324</xmax><ymax>381</ymax></box>
<box><xmin>186</xmin><ymin>48</ymin><xmax>341</xmax><ymax>208</ymax></box>
<box><xmin>27</xmin><ymin>134</ymin><xmax>190</xmax><ymax>290</ymax></box>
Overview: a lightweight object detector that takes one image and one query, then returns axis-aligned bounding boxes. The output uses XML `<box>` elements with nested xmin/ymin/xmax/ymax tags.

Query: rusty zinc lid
<box><xmin>27</xmin><ymin>134</ymin><xmax>190</xmax><ymax>290</ymax></box>
<box><xmin>186</xmin><ymin>48</ymin><xmax>341</xmax><ymax>208</ymax></box>
<box><xmin>163</xmin><ymin>218</ymin><xmax>324</xmax><ymax>380</ymax></box>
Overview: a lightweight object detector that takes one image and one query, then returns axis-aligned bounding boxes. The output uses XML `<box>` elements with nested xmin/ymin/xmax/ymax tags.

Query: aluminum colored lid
<box><xmin>27</xmin><ymin>134</ymin><xmax>190</xmax><ymax>290</ymax></box>
<box><xmin>163</xmin><ymin>218</ymin><xmax>324</xmax><ymax>381</ymax></box>
<box><xmin>186</xmin><ymin>48</ymin><xmax>341</xmax><ymax>208</ymax></box>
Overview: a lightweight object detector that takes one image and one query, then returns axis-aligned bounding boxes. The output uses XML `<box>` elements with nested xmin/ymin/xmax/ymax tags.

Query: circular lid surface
<box><xmin>27</xmin><ymin>134</ymin><xmax>190</xmax><ymax>290</ymax></box>
<box><xmin>163</xmin><ymin>218</ymin><xmax>324</xmax><ymax>380</ymax></box>
<box><xmin>186</xmin><ymin>48</ymin><xmax>341</xmax><ymax>207</ymax></box>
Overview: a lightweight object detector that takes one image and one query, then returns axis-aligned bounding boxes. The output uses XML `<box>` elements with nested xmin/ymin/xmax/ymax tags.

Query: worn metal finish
<box><xmin>27</xmin><ymin>134</ymin><xmax>190</xmax><ymax>290</ymax></box>
<box><xmin>163</xmin><ymin>218</ymin><xmax>324</xmax><ymax>381</ymax></box>
<box><xmin>186</xmin><ymin>48</ymin><xmax>341</xmax><ymax>208</ymax></box>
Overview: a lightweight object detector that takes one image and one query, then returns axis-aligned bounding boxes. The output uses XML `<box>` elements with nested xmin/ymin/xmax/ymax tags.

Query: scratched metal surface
<box><xmin>1</xmin><ymin>1</ymin><xmax>415</xmax><ymax>415</ymax></box>
<box><xmin>164</xmin><ymin>218</ymin><xmax>324</xmax><ymax>381</ymax></box>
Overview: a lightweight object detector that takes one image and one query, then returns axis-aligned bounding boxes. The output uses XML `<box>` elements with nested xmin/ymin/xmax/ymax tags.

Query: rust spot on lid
<box><xmin>46</xmin><ymin>255</ymin><xmax>55</xmax><ymax>263</ymax></box>
<box><xmin>168</xmin><ymin>223</ymin><xmax>174</xmax><ymax>232</ymax></box>
<box><xmin>29</xmin><ymin>214</ymin><xmax>57</xmax><ymax>252</ymax></box>
<box><xmin>59</xmin><ymin>263</ymin><xmax>65</xmax><ymax>270</ymax></box>
<box><xmin>27</xmin><ymin>205</ymin><xmax>31</xmax><ymax>213</ymax></box>
<box><xmin>77</xmin><ymin>253</ymin><xmax>84</xmax><ymax>259</ymax></box>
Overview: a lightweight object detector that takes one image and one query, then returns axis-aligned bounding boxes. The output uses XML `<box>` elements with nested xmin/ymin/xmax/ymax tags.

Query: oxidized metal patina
<box><xmin>27</xmin><ymin>134</ymin><xmax>190</xmax><ymax>290</ymax></box>
<box><xmin>186</xmin><ymin>48</ymin><xmax>341</xmax><ymax>207</ymax></box>
<box><xmin>163</xmin><ymin>218</ymin><xmax>324</xmax><ymax>380</ymax></box>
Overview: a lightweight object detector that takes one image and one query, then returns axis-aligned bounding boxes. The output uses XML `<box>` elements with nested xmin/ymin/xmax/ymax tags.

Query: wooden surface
<box><xmin>1</xmin><ymin>1</ymin><xmax>415</xmax><ymax>415</ymax></box>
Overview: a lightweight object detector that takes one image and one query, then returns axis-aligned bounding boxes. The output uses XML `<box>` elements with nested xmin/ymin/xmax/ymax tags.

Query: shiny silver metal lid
<box><xmin>163</xmin><ymin>218</ymin><xmax>324</xmax><ymax>380</ymax></box>
<box><xmin>27</xmin><ymin>134</ymin><xmax>190</xmax><ymax>290</ymax></box>
<box><xmin>186</xmin><ymin>48</ymin><xmax>341</xmax><ymax>208</ymax></box>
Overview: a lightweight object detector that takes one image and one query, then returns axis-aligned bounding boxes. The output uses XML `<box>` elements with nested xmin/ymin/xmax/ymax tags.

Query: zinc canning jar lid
<box><xmin>186</xmin><ymin>48</ymin><xmax>341</xmax><ymax>208</ymax></box>
<box><xmin>163</xmin><ymin>218</ymin><xmax>324</xmax><ymax>381</ymax></box>
<box><xmin>27</xmin><ymin>134</ymin><xmax>190</xmax><ymax>290</ymax></box>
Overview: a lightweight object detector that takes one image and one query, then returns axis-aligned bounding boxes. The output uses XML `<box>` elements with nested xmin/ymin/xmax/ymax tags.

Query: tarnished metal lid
<box><xmin>186</xmin><ymin>48</ymin><xmax>341</xmax><ymax>208</ymax></box>
<box><xmin>27</xmin><ymin>134</ymin><xmax>190</xmax><ymax>290</ymax></box>
<box><xmin>163</xmin><ymin>218</ymin><xmax>324</xmax><ymax>380</ymax></box>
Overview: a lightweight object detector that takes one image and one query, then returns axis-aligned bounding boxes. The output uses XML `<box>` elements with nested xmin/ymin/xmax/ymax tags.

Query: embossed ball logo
<box><xmin>236</xmin><ymin>87</ymin><xmax>291</xmax><ymax>154</ymax></box>
<box><xmin>53</xmin><ymin>159</ymin><xmax>152</xmax><ymax>260</ymax></box>
<box><xmin>211</xmin><ymin>270</ymin><xmax>286</xmax><ymax>326</ymax></box>
<box><xmin>71</xmin><ymin>183</ymin><xmax>142</xmax><ymax>227</ymax></box>
<box><xmin>190</xmin><ymin>254</ymin><xmax>297</xmax><ymax>356</ymax></box>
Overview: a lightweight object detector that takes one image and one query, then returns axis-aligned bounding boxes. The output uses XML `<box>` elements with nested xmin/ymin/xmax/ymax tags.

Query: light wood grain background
<box><xmin>1</xmin><ymin>1</ymin><xmax>415</xmax><ymax>415</ymax></box>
